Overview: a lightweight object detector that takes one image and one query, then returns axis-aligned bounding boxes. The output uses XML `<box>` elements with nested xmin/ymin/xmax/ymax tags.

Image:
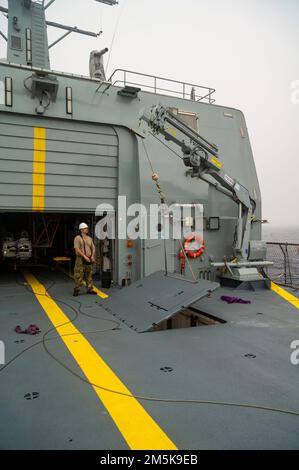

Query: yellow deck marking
<box><xmin>23</xmin><ymin>271</ymin><xmax>177</xmax><ymax>450</ymax></box>
<box><xmin>271</xmin><ymin>281</ymin><xmax>299</xmax><ymax>309</ymax></box>
<box><xmin>33</xmin><ymin>128</ymin><xmax>46</xmax><ymax>211</ymax></box>
<box><xmin>58</xmin><ymin>265</ymin><xmax>109</xmax><ymax>299</ymax></box>
<box><xmin>85</xmin><ymin>284</ymin><xmax>109</xmax><ymax>299</ymax></box>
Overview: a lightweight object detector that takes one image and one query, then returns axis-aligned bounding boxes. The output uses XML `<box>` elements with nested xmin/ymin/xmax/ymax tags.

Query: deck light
<box><xmin>66</xmin><ymin>87</ymin><xmax>73</xmax><ymax>114</ymax></box>
<box><xmin>127</xmin><ymin>239</ymin><xmax>133</xmax><ymax>249</ymax></box>
<box><xmin>26</xmin><ymin>29</ymin><xmax>32</xmax><ymax>64</ymax></box>
<box><xmin>5</xmin><ymin>77</ymin><xmax>12</xmax><ymax>107</ymax></box>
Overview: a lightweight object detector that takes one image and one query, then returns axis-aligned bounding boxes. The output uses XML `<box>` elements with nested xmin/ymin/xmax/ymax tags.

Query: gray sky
<box><xmin>0</xmin><ymin>0</ymin><xmax>298</xmax><ymax>227</ymax></box>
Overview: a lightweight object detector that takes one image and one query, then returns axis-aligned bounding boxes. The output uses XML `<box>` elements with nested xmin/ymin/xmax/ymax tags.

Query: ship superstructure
<box><xmin>0</xmin><ymin>1</ymin><xmax>298</xmax><ymax>452</ymax></box>
<box><xmin>0</xmin><ymin>0</ymin><xmax>266</xmax><ymax>288</ymax></box>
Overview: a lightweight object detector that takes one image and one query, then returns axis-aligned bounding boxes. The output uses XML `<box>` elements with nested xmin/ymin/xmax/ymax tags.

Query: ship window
<box><xmin>169</xmin><ymin>107</ymin><xmax>199</xmax><ymax>131</ymax></box>
<box><xmin>11</xmin><ymin>35</ymin><xmax>22</xmax><ymax>51</ymax></box>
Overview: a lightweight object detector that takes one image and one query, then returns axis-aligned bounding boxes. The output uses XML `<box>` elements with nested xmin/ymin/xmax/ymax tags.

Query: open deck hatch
<box><xmin>98</xmin><ymin>271</ymin><xmax>219</xmax><ymax>333</ymax></box>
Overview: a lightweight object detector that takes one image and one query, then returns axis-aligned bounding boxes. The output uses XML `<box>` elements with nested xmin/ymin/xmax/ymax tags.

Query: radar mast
<box><xmin>0</xmin><ymin>0</ymin><xmax>118</xmax><ymax>69</ymax></box>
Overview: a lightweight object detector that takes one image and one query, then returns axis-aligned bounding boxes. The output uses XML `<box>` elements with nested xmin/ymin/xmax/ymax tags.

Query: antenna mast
<box><xmin>0</xmin><ymin>0</ymin><xmax>118</xmax><ymax>69</ymax></box>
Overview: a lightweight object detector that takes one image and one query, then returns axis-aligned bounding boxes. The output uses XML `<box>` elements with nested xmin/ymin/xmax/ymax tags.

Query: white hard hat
<box><xmin>79</xmin><ymin>223</ymin><xmax>88</xmax><ymax>230</ymax></box>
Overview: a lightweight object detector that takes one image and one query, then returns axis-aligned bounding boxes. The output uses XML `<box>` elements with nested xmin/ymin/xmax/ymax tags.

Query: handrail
<box><xmin>109</xmin><ymin>69</ymin><xmax>216</xmax><ymax>104</ymax></box>
<box><xmin>266</xmin><ymin>241</ymin><xmax>299</xmax><ymax>289</ymax></box>
<box><xmin>266</xmin><ymin>242</ymin><xmax>299</xmax><ymax>246</ymax></box>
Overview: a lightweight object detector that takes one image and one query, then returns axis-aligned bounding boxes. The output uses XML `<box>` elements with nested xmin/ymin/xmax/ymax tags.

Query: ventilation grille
<box><xmin>11</xmin><ymin>35</ymin><xmax>22</xmax><ymax>51</ymax></box>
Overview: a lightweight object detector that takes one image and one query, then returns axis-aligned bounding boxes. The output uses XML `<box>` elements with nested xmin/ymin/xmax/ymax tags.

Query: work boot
<box><xmin>87</xmin><ymin>290</ymin><xmax>97</xmax><ymax>295</ymax></box>
<box><xmin>73</xmin><ymin>289</ymin><xmax>79</xmax><ymax>297</ymax></box>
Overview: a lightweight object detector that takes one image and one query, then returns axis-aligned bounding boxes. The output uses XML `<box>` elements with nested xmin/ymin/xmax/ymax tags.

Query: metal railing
<box><xmin>108</xmin><ymin>69</ymin><xmax>216</xmax><ymax>104</ymax></box>
<box><xmin>265</xmin><ymin>242</ymin><xmax>299</xmax><ymax>289</ymax></box>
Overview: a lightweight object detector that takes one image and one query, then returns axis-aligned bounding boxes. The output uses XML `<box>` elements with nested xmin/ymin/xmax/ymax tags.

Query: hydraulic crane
<box><xmin>141</xmin><ymin>105</ymin><xmax>272</xmax><ymax>282</ymax></box>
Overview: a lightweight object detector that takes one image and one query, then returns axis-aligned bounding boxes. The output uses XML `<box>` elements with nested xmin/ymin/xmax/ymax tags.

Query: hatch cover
<box><xmin>98</xmin><ymin>271</ymin><xmax>219</xmax><ymax>333</ymax></box>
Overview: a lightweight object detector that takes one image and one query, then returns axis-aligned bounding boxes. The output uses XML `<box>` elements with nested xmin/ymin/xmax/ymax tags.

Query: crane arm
<box><xmin>141</xmin><ymin>104</ymin><xmax>256</xmax><ymax>261</ymax></box>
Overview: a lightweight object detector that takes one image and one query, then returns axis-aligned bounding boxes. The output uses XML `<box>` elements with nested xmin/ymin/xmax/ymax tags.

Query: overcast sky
<box><xmin>0</xmin><ymin>0</ymin><xmax>298</xmax><ymax>228</ymax></box>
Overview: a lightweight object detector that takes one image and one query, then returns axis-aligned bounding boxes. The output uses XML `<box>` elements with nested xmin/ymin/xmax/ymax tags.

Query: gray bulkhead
<box><xmin>0</xmin><ymin>62</ymin><xmax>261</xmax><ymax>284</ymax></box>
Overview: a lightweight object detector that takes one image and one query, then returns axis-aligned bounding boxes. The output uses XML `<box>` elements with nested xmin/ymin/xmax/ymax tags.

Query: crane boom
<box><xmin>141</xmin><ymin>104</ymin><xmax>272</xmax><ymax>281</ymax></box>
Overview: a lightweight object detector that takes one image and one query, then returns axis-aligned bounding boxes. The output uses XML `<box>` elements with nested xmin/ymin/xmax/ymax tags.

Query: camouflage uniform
<box><xmin>74</xmin><ymin>256</ymin><xmax>93</xmax><ymax>293</ymax></box>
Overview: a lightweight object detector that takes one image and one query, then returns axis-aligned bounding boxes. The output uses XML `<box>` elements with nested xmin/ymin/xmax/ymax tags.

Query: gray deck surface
<box><xmin>0</xmin><ymin>268</ymin><xmax>299</xmax><ymax>450</ymax></box>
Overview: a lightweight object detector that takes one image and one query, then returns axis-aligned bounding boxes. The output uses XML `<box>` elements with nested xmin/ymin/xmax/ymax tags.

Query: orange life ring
<box><xmin>178</xmin><ymin>234</ymin><xmax>205</xmax><ymax>273</ymax></box>
<box><xmin>183</xmin><ymin>234</ymin><xmax>205</xmax><ymax>258</ymax></box>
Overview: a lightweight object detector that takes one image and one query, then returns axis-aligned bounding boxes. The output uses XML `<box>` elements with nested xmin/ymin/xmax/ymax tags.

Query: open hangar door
<box><xmin>0</xmin><ymin>113</ymin><xmax>119</xmax><ymax>284</ymax></box>
<box><xmin>0</xmin><ymin>212</ymin><xmax>116</xmax><ymax>287</ymax></box>
<box><xmin>0</xmin><ymin>113</ymin><xmax>119</xmax><ymax>213</ymax></box>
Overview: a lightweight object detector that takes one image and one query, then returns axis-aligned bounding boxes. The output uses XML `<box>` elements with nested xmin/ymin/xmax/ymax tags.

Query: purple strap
<box><xmin>221</xmin><ymin>295</ymin><xmax>251</xmax><ymax>304</ymax></box>
<box><xmin>15</xmin><ymin>324</ymin><xmax>41</xmax><ymax>335</ymax></box>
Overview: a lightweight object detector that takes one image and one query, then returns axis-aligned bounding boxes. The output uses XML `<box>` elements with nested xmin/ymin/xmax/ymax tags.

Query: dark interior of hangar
<box><xmin>0</xmin><ymin>212</ymin><xmax>114</xmax><ymax>287</ymax></box>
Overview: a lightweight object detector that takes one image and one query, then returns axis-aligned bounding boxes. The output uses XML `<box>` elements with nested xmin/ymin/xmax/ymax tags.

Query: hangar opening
<box><xmin>0</xmin><ymin>212</ymin><xmax>116</xmax><ymax>288</ymax></box>
<box><xmin>0</xmin><ymin>112</ymin><xmax>120</xmax><ymax>287</ymax></box>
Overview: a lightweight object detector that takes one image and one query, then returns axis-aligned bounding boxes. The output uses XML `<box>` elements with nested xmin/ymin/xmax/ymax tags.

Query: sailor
<box><xmin>73</xmin><ymin>223</ymin><xmax>97</xmax><ymax>296</ymax></box>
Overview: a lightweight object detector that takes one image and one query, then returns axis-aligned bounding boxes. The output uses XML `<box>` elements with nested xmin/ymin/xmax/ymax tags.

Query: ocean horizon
<box><xmin>262</xmin><ymin>225</ymin><xmax>299</xmax><ymax>244</ymax></box>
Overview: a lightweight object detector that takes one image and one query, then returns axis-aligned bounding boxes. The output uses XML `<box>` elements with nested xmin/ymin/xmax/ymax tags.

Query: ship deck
<box><xmin>0</xmin><ymin>267</ymin><xmax>299</xmax><ymax>450</ymax></box>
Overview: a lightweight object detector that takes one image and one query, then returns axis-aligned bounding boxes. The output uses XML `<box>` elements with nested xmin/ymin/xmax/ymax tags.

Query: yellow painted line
<box><xmin>88</xmin><ymin>284</ymin><xmax>109</xmax><ymax>299</ymax></box>
<box><xmin>32</xmin><ymin>127</ymin><xmax>46</xmax><ymax>212</ymax></box>
<box><xmin>271</xmin><ymin>281</ymin><xmax>299</xmax><ymax>309</ymax></box>
<box><xmin>58</xmin><ymin>265</ymin><xmax>109</xmax><ymax>299</ymax></box>
<box><xmin>23</xmin><ymin>271</ymin><xmax>177</xmax><ymax>450</ymax></box>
